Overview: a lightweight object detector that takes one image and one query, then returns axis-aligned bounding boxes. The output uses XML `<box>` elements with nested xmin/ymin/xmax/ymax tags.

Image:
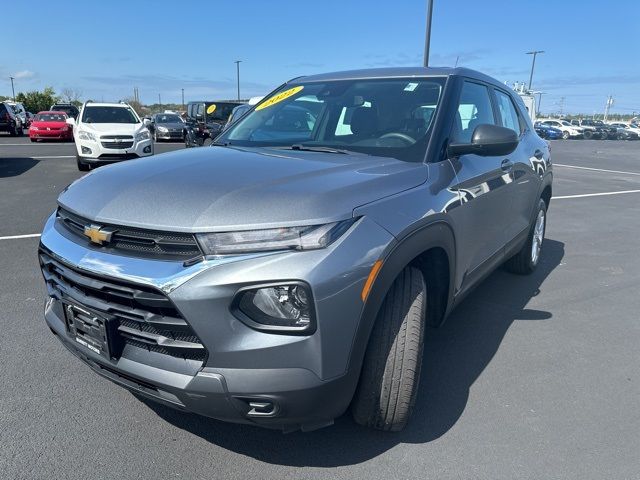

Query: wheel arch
<box><xmin>344</xmin><ymin>220</ymin><xmax>457</xmax><ymax>390</ymax></box>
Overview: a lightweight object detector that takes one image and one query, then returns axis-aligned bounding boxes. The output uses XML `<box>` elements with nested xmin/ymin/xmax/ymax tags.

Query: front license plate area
<box><xmin>64</xmin><ymin>303</ymin><xmax>119</xmax><ymax>360</ymax></box>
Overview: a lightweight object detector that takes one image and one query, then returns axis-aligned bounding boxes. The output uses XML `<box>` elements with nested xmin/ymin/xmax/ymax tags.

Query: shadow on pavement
<box><xmin>0</xmin><ymin>157</ymin><xmax>39</xmax><ymax>178</ymax></box>
<box><xmin>142</xmin><ymin>239</ymin><xmax>565</xmax><ymax>467</ymax></box>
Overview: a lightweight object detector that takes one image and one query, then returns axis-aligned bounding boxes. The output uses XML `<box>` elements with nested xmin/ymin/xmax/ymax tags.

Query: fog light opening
<box><xmin>81</xmin><ymin>146</ymin><xmax>92</xmax><ymax>154</ymax></box>
<box><xmin>143</xmin><ymin>145</ymin><xmax>152</xmax><ymax>153</ymax></box>
<box><xmin>235</xmin><ymin>283</ymin><xmax>315</xmax><ymax>334</ymax></box>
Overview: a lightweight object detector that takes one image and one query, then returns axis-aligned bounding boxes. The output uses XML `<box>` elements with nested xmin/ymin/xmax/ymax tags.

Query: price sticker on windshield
<box><xmin>206</xmin><ymin>104</ymin><xmax>217</xmax><ymax>114</ymax></box>
<box><xmin>255</xmin><ymin>86</ymin><xmax>304</xmax><ymax>111</ymax></box>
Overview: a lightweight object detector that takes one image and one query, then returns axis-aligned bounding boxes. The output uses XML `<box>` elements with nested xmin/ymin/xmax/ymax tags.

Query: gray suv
<box><xmin>39</xmin><ymin>67</ymin><xmax>552</xmax><ymax>432</ymax></box>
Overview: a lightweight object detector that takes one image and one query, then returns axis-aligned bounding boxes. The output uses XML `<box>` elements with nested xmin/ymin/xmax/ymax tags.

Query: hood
<box><xmin>83</xmin><ymin>123</ymin><xmax>143</xmax><ymax>135</ymax></box>
<box><xmin>58</xmin><ymin>146</ymin><xmax>427</xmax><ymax>232</ymax></box>
<box><xmin>155</xmin><ymin>122</ymin><xmax>184</xmax><ymax>129</ymax></box>
<box><xmin>32</xmin><ymin>120</ymin><xmax>67</xmax><ymax>128</ymax></box>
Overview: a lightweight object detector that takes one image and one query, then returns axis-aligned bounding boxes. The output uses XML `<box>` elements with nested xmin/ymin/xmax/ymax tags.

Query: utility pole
<box><xmin>536</xmin><ymin>92</ymin><xmax>546</xmax><ymax>117</ymax></box>
<box><xmin>9</xmin><ymin>76</ymin><xmax>15</xmax><ymax>101</ymax></box>
<box><xmin>423</xmin><ymin>0</ymin><xmax>434</xmax><ymax>67</ymax></box>
<box><xmin>181</xmin><ymin>88</ymin><xmax>184</xmax><ymax>109</ymax></box>
<box><xmin>158</xmin><ymin>93</ymin><xmax>161</xmax><ymax>111</ymax></box>
<box><xmin>559</xmin><ymin>96</ymin><xmax>565</xmax><ymax>116</ymax></box>
<box><xmin>604</xmin><ymin>95</ymin><xmax>614</xmax><ymax>122</ymax></box>
<box><xmin>526</xmin><ymin>50</ymin><xmax>544</xmax><ymax>90</ymax></box>
<box><xmin>234</xmin><ymin>60</ymin><xmax>241</xmax><ymax>100</ymax></box>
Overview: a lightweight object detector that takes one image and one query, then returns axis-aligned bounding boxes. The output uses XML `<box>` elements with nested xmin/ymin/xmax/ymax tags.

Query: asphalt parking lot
<box><xmin>1</xmin><ymin>136</ymin><xmax>639</xmax><ymax>479</ymax></box>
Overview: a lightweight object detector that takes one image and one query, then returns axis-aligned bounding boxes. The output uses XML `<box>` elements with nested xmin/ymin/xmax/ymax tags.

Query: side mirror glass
<box><xmin>448</xmin><ymin>124</ymin><xmax>519</xmax><ymax>157</ymax></box>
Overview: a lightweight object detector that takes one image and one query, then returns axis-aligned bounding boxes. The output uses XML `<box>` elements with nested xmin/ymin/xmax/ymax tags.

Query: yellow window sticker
<box><xmin>206</xmin><ymin>104</ymin><xmax>217</xmax><ymax>114</ymax></box>
<box><xmin>255</xmin><ymin>86</ymin><xmax>304</xmax><ymax>111</ymax></box>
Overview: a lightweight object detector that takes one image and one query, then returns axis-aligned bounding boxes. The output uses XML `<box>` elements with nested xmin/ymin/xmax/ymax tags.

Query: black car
<box><xmin>0</xmin><ymin>102</ymin><xmax>24</xmax><ymax>136</ymax></box>
<box><xmin>184</xmin><ymin>100</ymin><xmax>243</xmax><ymax>147</ymax></box>
<box><xmin>146</xmin><ymin>112</ymin><xmax>186</xmax><ymax>142</ymax></box>
<box><xmin>50</xmin><ymin>103</ymin><xmax>80</xmax><ymax>120</ymax></box>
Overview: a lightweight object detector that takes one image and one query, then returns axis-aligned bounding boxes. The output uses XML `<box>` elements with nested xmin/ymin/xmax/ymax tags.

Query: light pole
<box><xmin>526</xmin><ymin>50</ymin><xmax>544</xmax><ymax>91</ymax></box>
<box><xmin>181</xmin><ymin>88</ymin><xmax>184</xmax><ymax>109</ymax></box>
<box><xmin>423</xmin><ymin>0</ymin><xmax>434</xmax><ymax>67</ymax></box>
<box><xmin>234</xmin><ymin>60</ymin><xmax>241</xmax><ymax>100</ymax></box>
<box><xmin>158</xmin><ymin>93</ymin><xmax>161</xmax><ymax>111</ymax></box>
<box><xmin>9</xmin><ymin>76</ymin><xmax>15</xmax><ymax>101</ymax></box>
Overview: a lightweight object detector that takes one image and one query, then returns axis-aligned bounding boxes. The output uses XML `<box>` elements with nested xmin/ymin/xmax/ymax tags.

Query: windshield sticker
<box><xmin>206</xmin><ymin>104</ymin><xmax>217</xmax><ymax>114</ymax></box>
<box><xmin>404</xmin><ymin>82</ymin><xmax>419</xmax><ymax>92</ymax></box>
<box><xmin>255</xmin><ymin>86</ymin><xmax>304</xmax><ymax>111</ymax></box>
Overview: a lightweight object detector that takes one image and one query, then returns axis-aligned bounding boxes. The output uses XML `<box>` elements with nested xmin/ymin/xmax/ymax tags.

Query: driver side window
<box><xmin>451</xmin><ymin>81</ymin><xmax>496</xmax><ymax>143</ymax></box>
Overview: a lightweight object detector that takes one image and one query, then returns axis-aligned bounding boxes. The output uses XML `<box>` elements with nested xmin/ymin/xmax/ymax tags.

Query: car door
<box><xmin>493</xmin><ymin>88</ymin><xmax>543</xmax><ymax>244</ymax></box>
<box><xmin>446</xmin><ymin>80</ymin><xmax>514</xmax><ymax>289</ymax></box>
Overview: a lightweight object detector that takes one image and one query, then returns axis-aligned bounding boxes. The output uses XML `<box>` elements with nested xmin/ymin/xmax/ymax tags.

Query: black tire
<box><xmin>617</xmin><ymin>133</ymin><xmax>626</xmax><ymax>141</ymax></box>
<box><xmin>583</xmin><ymin>130</ymin><xmax>593</xmax><ymax>140</ymax></box>
<box><xmin>352</xmin><ymin>266</ymin><xmax>426</xmax><ymax>431</ymax></box>
<box><xmin>77</xmin><ymin>158</ymin><xmax>90</xmax><ymax>171</ymax></box>
<box><xmin>504</xmin><ymin>199</ymin><xmax>547</xmax><ymax>275</ymax></box>
<box><xmin>562</xmin><ymin>131</ymin><xmax>569</xmax><ymax>140</ymax></box>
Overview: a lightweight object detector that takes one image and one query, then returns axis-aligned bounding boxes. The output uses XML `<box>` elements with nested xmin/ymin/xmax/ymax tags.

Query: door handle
<box><xmin>534</xmin><ymin>149</ymin><xmax>544</xmax><ymax>160</ymax></box>
<box><xmin>501</xmin><ymin>159</ymin><xmax>514</xmax><ymax>171</ymax></box>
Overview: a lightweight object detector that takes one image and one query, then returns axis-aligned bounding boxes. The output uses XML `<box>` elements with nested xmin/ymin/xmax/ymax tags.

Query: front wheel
<box><xmin>562</xmin><ymin>131</ymin><xmax>570</xmax><ymax>140</ymax></box>
<box><xmin>504</xmin><ymin>199</ymin><xmax>547</xmax><ymax>275</ymax></box>
<box><xmin>352</xmin><ymin>266</ymin><xmax>426</xmax><ymax>431</ymax></box>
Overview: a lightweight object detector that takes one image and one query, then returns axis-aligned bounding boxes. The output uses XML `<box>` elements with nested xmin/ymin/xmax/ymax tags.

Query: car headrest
<box><xmin>350</xmin><ymin>107</ymin><xmax>378</xmax><ymax>136</ymax></box>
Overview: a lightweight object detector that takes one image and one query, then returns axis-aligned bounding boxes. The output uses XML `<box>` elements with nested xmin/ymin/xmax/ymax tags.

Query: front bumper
<box><xmin>39</xmin><ymin>212</ymin><xmax>393</xmax><ymax>429</ymax></box>
<box><xmin>30</xmin><ymin>129</ymin><xmax>73</xmax><ymax>139</ymax></box>
<box><xmin>75</xmin><ymin>136</ymin><xmax>153</xmax><ymax>161</ymax></box>
<box><xmin>155</xmin><ymin>129</ymin><xmax>184</xmax><ymax>140</ymax></box>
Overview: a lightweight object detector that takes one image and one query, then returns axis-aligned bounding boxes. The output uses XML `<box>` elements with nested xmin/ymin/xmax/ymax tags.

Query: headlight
<box><xmin>136</xmin><ymin>130</ymin><xmax>151</xmax><ymax>141</ymax></box>
<box><xmin>234</xmin><ymin>283</ymin><xmax>315</xmax><ymax>334</ymax></box>
<box><xmin>77</xmin><ymin>130</ymin><xmax>96</xmax><ymax>141</ymax></box>
<box><xmin>31</xmin><ymin>126</ymin><xmax>38</xmax><ymax>131</ymax></box>
<box><xmin>157</xmin><ymin>126</ymin><xmax>168</xmax><ymax>132</ymax></box>
<box><xmin>196</xmin><ymin>219</ymin><xmax>356</xmax><ymax>256</ymax></box>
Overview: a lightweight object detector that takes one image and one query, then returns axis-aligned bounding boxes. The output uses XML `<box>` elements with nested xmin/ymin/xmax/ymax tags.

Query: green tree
<box><xmin>15</xmin><ymin>87</ymin><xmax>59</xmax><ymax>113</ymax></box>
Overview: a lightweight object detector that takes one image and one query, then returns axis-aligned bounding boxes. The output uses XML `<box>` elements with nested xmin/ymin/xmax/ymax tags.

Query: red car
<box><xmin>29</xmin><ymin>111</ymin><xmax>73</xmax><ymax>142</ymax></box>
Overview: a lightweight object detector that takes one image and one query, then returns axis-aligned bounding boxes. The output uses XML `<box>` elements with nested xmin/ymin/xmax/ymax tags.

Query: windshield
<box><xmin>561</xmin><ymin>121</ymin><xmax>572</xmax><ymax>126</ymax></box>
<box><xmin>206</xmin><ymin>103</ymin><xmax>240</xmax><ymax>122</ymax></box>
<box><xmin>35</xmin><ymin>113</ymin><xmax>67</xmax><ymax>122</ymax></box>
<box><xmin>81</xmin><ymin>106</ymin><xmax>139</xmax><ymax>124</ymax></box>
<box><xmin>219</xmin><ymin>78</ymin><xmax>445</xmax><ymax>162</ymax></box>
<box><xmin>156</xmin><ymin>114</ymin><xmax>182</xmax><ymax>123</ymax></box>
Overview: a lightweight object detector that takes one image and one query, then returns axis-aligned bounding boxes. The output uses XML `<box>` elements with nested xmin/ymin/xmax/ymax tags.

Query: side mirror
<box><xmin>448</xmin><ymin>124</ymin><xmax>518</xmax><ymax>157</ymax></box>
<box><xmin>143</xmin><ymin>118</ymin><xmax>151</xmax><ymax>126</ymax></box>
<box><xmin>66</xmin><ymin>117</ymin><xmax>76</xmax><ymax>126</ymax></box>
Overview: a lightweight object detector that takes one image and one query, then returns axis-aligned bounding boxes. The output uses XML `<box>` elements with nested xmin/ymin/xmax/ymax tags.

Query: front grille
<box><xmin>101</xmin><ymin>141</ymin><xmax>134</xmax><ymax>149</ymax></box>
<box><xmin>39</xmin><ymin>249</ymin><xmax>207</xmax><ymax>364</ymax></box>
<box><xmin>56</xmin><ymin>208</ymin><xmax>203</xmax><ymax>260</ymax></box>
<box><xmin>101</xmin><ymin>135</ymin><xmax>134</xmax><ymax>149</ymax></box>
<box><xmin>97</xmin><ymin>153</ymin><xmax>139</xmax><ymax>160</ymax></box>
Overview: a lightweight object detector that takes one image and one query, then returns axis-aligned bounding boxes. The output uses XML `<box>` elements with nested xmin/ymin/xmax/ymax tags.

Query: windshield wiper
<box><xmin>285</xmin><ymin>144</ymin><xmax>352</xmax><ymax>154</ymax></box>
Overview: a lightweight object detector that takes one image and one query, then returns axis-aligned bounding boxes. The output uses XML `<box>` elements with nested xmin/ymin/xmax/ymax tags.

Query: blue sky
<box><xmin>1</xmin><ymin>0</ymin><xmax>638</xmax><ymax>115</ymax></box>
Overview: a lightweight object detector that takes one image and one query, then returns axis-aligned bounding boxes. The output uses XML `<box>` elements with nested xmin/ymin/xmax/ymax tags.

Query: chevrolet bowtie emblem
<box><xmin>83</xmin><ymin>225</ymin><xmax>114</xmax><ymax>245</ymax></box>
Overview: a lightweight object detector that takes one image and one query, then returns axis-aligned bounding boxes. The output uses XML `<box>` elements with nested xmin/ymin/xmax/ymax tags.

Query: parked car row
<box><xmin>535</xmin><ymin>118</ymin><xmax>640</xmax><ymax>140</ymax></box>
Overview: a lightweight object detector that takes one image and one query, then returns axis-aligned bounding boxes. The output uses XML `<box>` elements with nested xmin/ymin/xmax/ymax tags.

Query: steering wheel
<box><xmin>378</xmin><ymin>132</ymin><xmax>416</xmax><ymax>145</ymax></box>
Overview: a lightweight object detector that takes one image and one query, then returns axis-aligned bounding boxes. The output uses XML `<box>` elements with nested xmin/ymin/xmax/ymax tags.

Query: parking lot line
<box><xmin>554</xmin><ymin>163</ymin><xmax>640</xmax><ymax>177</ymax></box>
<box><xmin>32</xmin><ymin>155</ymin><xmax>75</xmax><ymax>159</ymax></box>
<box><xmin>0</xmin><ymin>233</ymin><xmax>41</xmax><ymax>241</ymax></box>
<box><xmin>553</xmin><ymin>189</ymin><xmax>640</xmax><ymax>200</ymax></box>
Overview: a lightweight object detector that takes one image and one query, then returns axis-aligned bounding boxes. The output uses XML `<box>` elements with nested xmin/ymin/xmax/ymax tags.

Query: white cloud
<box><xmin>13</xmin><ymin>70</ymin><xmax>35</xmax><ymax>79</ymax></box>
